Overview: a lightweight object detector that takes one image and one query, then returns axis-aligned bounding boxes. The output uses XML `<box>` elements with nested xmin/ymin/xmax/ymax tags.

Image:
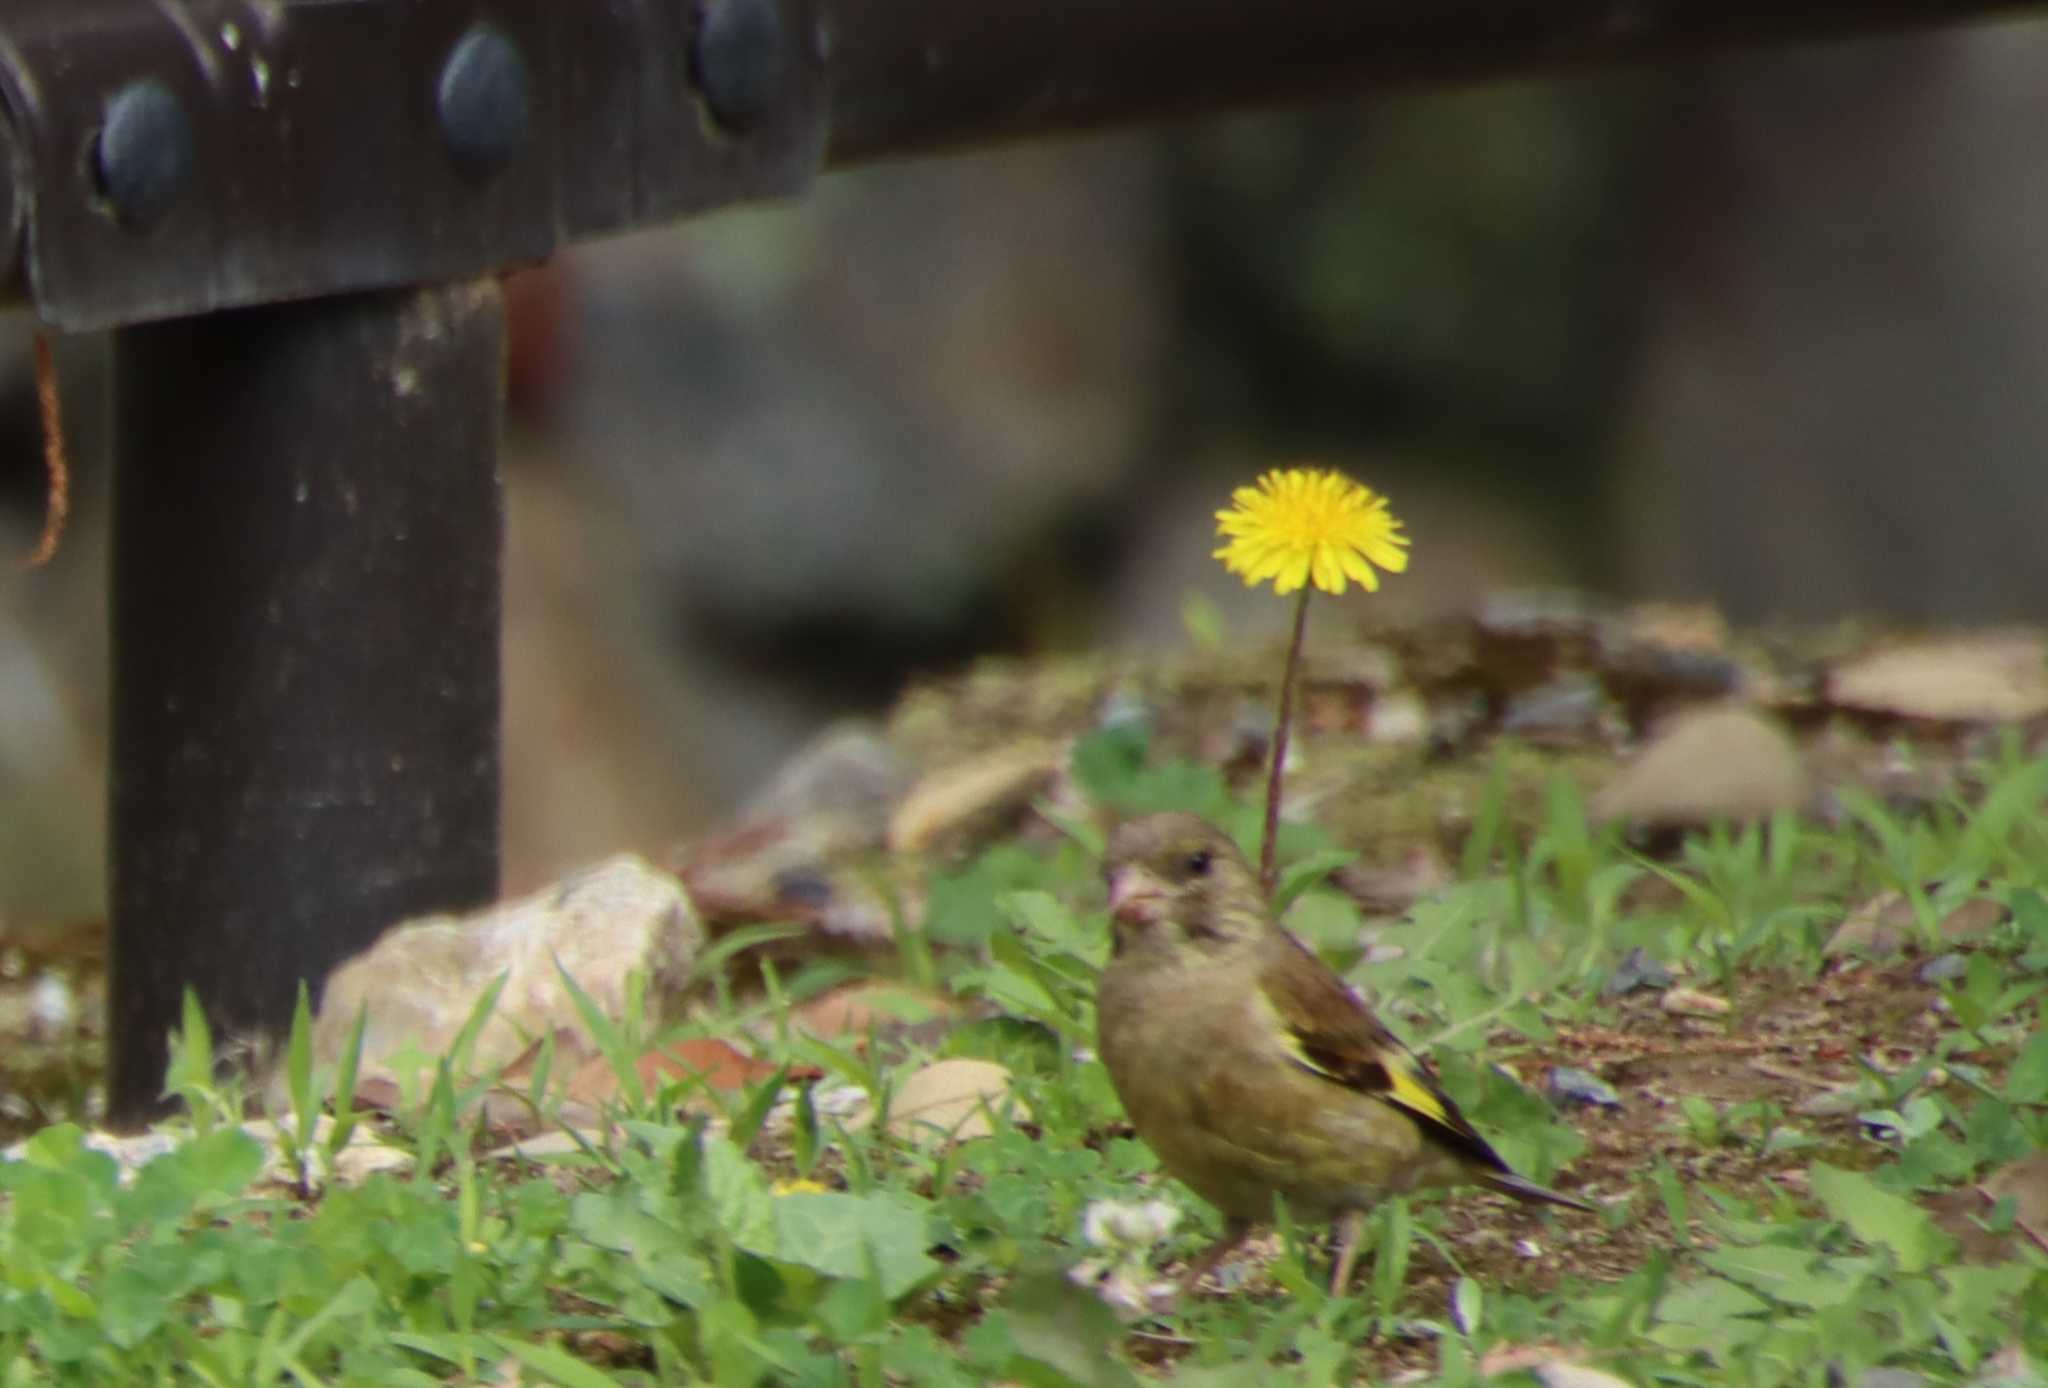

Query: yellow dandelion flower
<box><xmin>772</xmin><ymin>1178</ymin><xmax>829</xmax><ymax>1196</ymax></box>
<box><xmin>1213</xmin><ymin>468</ymin><xmax>1409</xmax><ymax>596</ymax></box>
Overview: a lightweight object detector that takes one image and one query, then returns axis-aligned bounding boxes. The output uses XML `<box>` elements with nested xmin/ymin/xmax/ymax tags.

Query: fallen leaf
<box><xmin>564</xmin><ymin>1038</ymin><xmax>821</xmax><ymax>1115</ymax></box>
<box><xmin>791</xmin><ymin>981</ymin><xmax>958</xmax><ymax>1045</ymax></box>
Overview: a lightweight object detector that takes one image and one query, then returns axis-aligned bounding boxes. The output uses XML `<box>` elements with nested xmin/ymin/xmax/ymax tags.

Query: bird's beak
<box><xmin>1106</xmin><ymin>866</ymin><xmax>1167</xmax><ymax>927</ymax></box>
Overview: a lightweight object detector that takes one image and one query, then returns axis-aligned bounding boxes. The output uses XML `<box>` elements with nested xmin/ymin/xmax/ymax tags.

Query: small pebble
<box><xmin>28</xmin><ymin>973</ymin><xmax>75</xmax><ymax>1037</ymax></box>
<box><xmin>1547</xmin><ymin>1066</ymin><xmax>1624</xmax><ymax>1111</ymax></box>
<box><xmin>1661</xmin><ymin>986</ymin><xmax>1731</xmax><ymax>1017</ymax></box>
<box><xmin>1095</xmin><ymin>689</ymin><xmax>1152</xmax><ymax>737</ymax></box>
<box><xmin>809</xmin><ymin>1084</ymin><xmax>871</xmax><ymax>1119</ymax></box>
<box><xmin>1535</xmin><ymin>1364</ymin><xmax>1640</xmax><ymax>1388</ymax></box>
<box><xmin>1603</xmin><ymin>946</ymin><xmax>1675</xmax><ymax>997</ymax></box>
<box><xmin>1500</xmin><ymin>675</ymin><xmax>1607</xmax><ymax>740</ymax></box>
<box><xmin>1916</xmin><ymin>953</ymin><xmax>1968</xmax><ymax>985</ymax></box>
<box><xmin>1796</xmin><ymin>1086</ymin><xmax>1868</xmax><ymax>1118</ymax></box>
<box><xmin>770</xmin><ymin>867</ymin><xmax>834</xmax><ymax>909</ymax></box>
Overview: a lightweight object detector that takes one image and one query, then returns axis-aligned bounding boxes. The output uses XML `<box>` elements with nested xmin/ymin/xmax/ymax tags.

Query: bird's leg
<box><xmin>1328</xmin><ymin>1210</ymin><xmax>1366</xmax><ymax>1297</ymax></box>
<box><xmin>1178</xmin><ymin>1218</ymin><xmax>1253</xmax><ymax>1294</ymax></box>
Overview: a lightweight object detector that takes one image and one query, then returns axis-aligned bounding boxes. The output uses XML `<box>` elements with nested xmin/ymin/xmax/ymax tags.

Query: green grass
<box><xmin>2</xmin><ymin>728</ymin><xmax>2046</xmax><ymax>1384</ymax></box>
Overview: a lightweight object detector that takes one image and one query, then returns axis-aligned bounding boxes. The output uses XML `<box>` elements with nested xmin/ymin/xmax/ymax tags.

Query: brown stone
<box><xmin>1594</xmin><ymin>705</ymin><xmax>1809</xmax><ymax>826</ymax></box>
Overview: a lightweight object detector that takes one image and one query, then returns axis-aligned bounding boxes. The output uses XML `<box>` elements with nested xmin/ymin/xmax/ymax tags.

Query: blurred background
<box><xmin>3</xmin><ymin>15</ymin><xmax>2047</xmax><ymax>909</ymax></box>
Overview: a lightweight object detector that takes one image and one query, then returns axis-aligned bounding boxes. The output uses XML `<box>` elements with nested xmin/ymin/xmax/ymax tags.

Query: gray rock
<box><xmin>304</xmin><ymin>856</ymin><xmax>702</xmax><ymax>1105</ymax></box>
<box><xmin>1603</xmin><ymin>946</ymin><xmax>1675</xmax><ymax>997</ymax></box>
<box><xmin>1917</xmin><ymin>953</ymin><xmax>1969</xmax><ymax>985</ymax></box>
<box><xmin>738</xmin><ymin>722</ymin><xmax>908</xmax><ymax>847</ymax></box>
<box><xmin>1547</xmin><ymin>1065</ymin><xmax>1624</xmax><ymax>1111</ymax></box>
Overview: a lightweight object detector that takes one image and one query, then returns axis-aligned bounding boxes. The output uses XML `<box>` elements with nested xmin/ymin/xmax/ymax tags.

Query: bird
<box><xmin>1094</xmin><ymin>811</ymin><xmax>1592</xmax><ymax>1296</ymax></box>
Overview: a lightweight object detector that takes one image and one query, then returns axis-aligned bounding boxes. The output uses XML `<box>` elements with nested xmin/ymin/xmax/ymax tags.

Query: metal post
<box><xmin>106</xmin><ymin>279</ymin><xmax>505</xmax><ymax>1125</ymax></box>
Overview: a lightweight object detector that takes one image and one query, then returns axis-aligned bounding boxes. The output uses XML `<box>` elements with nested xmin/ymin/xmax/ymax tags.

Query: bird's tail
<box><xmin>1484</xmin><ymin>1172</ymin><xmax>1596</xmax><ymax>1213</ymax></box>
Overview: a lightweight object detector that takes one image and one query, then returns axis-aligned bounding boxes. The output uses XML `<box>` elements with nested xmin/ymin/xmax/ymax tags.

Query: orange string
<box><xmin>22</xmin><ymin>333</ymin><xmax>67</xmax><ymax>569</ymax></box>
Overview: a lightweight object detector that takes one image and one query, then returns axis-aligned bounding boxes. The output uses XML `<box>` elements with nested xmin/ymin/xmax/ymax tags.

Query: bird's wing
<box><xmin>1255</xmin><ymin>928</ymin><xmax>1512</xmax><ymax>1176</ymax></box>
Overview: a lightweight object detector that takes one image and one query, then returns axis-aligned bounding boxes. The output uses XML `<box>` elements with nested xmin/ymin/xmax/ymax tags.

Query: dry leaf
<box><xmin>565</xmin><ymin>1037</ymin><xmax>819</xmax><ymax>1114</ymax></box>
<box><xmin>791</xmin><ymin>980</ymin><xmax>957</xmax><ymax>1043</ymax></box>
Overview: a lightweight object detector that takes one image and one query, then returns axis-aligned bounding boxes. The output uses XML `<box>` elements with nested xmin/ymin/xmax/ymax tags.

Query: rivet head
<box><xmin>94</xmin><ymin>80</ymin><xmax>195</xmax><ymax>231</ymax></box>
<box><xmin>437</xmin><ymin>24</ymin><xmax>530</xmax><ymax>176</ymax></box>
<box><xmin>693</xmin><ymin>0</ymin><xmax>788</xmax><ymax>133</ymax></box>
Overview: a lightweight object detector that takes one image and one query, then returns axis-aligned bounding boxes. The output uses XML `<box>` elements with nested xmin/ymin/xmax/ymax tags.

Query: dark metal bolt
<box><xmin>693</xmin><ymin>0</ymin><xmax>788</xmax><ymax>133</ymax></box>
<box><xmin>437</xmin><ymin>24</ymin><xmax>530</xmax><ymax>176</ymax></box>
<box><xmin>94</xmin><ymin>80</ymin><xmax>195</xmax><ymax>232</ymax></box>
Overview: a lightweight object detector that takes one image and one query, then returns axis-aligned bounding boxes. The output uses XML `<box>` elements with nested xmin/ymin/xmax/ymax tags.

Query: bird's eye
<box><xmin>1183</xmin><ymin>848</ymin><xmax>1213</xmax><ymax>876</ymax></box>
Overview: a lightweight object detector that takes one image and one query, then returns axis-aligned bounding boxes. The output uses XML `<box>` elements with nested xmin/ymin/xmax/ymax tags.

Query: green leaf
<box><xmin>97</xmin><ymin>1263</ymin><xmax>173</xmax><ymax>1349</ymax></box>
<box><xmin>2004</xmin><ymin>1027</ymin><xmax>2048</xmax><ymax>1104</ymax></box>
<box><xmin>1808</xmin><ymin>1163</ymin><xmax>1954</xmax><ymax>1273</ymax></box>
<box><xmin>705</xmin><ymin>1137</ymin><xmax>779</xmax><ymax>1254</ymax></box>
<box><xmin>285</xmin><ymin>981</ymin><xmax>317</xmax><ymax>1147</ymax></box>
<box><xmin>570</xmin><ymin>1191</ymin><xmax>715</xmax><ymax>1306</ymax></box>
<box><xmin>1280</xmin><ymin>891</ymin><xmax>1364</xmax><ymax>956</ymax></box>
<box><xmin>18</xmin><ymin>1123</ymin><xmax>119</xmax><ymax>1191</ymax></box>
<box><xmin>122</xmin><ymin>1126</ymin><xmax>265</xmax><ymax>1227</ymax></box>
<box><xmin>771</xmin><ymin>1191</ymin><xmax>941</xmax><ymax>1301</ymax></box>
<box><xmin>1653</xmin><ymin>1274</ymin><xmax>1770</xmax><ymax>1331</ymax></box>
<box><xmin>985</xmin><ymin>1271</ymin><xmax>1140</xmax><ymax>1388</ymax></box>
<box><xmin>885</xmin><ymin>1325</ymin><xmax>981</xmax><ymax>1388</ymax></box>
<box><xmin>1070</xmin><ymin>724</ymin><xmax>1150</xmax><ymax>806</ymax></box>
<box><xmin>728</xmin><ymin>1066</ymin><xmax>792</xmax><ymax>1153</ymax></box>
<box><xmin>327</xmin><ymin>1001</ymin><xmax>370</xmax><ymax>1154</ymax></box>
<box><xmin>554</xmin><ymin>963</ymin><xmax>642</xmax><ymax>1108</ymax></box>
<box><xmin>1275</xmin><ymin>849</ymin><xmax>1359</xmax><ymax>913</ymax></box>
<box><xmin>486</xmin><ymin>1333</ymin><xmax>630</xmax><ymax>1388</ymax></box>
<box><xmin>1698</xmin><ymin>1244</ymin><xmax>1862</xmax><ymax>1309</ymax></box>
<box><xmin>1070</xmin><ymin>725</ymin><xmax>1230</xmax><ymax>818</ymax></box>
<box><xmin>1370</xmin><ymin>1198</ymin><xmax>1413</xmax><ymax>1321</ymax></box>
<box><xmin>1451</xmin><ymin>1276</ymin><xmax>1482</xmax><ymax>1335</ymax></box>
<box><xmin>1181</xmin><ymin>591</ymin><xmax>1227</xmax><ymax>651</ymax></box>
<box><xmin>164</xmin><ymin>991</ymin><xmax>218</xmax><ymax>1126</ymax></box>
<box><xmin>699</xmin><ymin>1297</ymin><xmax>782</xmax><ymax>1386</ymax></box>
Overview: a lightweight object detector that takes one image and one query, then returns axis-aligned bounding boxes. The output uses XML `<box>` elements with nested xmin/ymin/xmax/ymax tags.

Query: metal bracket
<box><xmin>0</xmin><ymin>0</ymin><xmax>826</xmax><ymax>331</ymax></box>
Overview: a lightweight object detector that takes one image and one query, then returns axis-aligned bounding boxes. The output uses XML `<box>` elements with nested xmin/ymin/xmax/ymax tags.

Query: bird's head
<box><xmin>1102</xmin><ymin>812</ymin><xmax>1264</xmax><ymax>962</ymax></box>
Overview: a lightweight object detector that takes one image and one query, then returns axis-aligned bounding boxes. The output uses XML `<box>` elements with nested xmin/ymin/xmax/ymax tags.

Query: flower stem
<box><xmin>1259</xmin><ymin>586</ymin><xmax>1312</xmax><ymax>899</ymax></box>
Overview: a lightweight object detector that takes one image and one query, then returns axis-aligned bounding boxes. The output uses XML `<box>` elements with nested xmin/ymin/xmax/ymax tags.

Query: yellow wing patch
<box><xmin>1377</xmin><ymin>1053</ymin><xmax>1453</xmax><ymax>1129</ymax></box>
<box><xmin>1262</xmin><ymin>988</ymin><xmax>1456</xmax><ymax>1130</ymax></box>
<box><xmin>1274</xmin><ymin>1014</ymin><xmax>1336</xmax><ymax>1077</ymax></box>
<box><xmin>1262</xmin><ymin>993</ymin><xmax>1441</xmax><ymax>1115</ymax></box>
